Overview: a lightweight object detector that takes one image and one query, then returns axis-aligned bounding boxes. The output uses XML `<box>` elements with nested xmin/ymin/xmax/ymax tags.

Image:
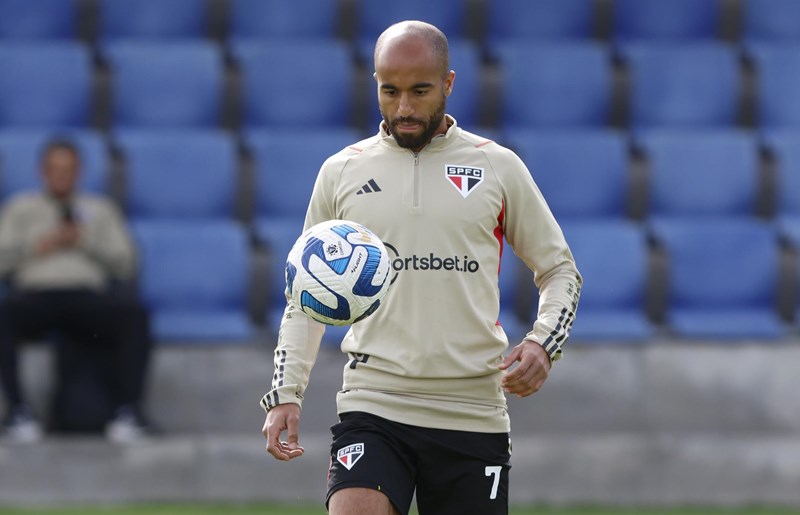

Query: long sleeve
<box><xmin>260</xmin><ymin>154</ymin><xmax>343</xmax><ymax>411</ymax></box>
<box><xmin>78</xmin><ymin>199</ymin><xmax>136</xmax><ymax>280</ymax></box>
<box><xmin>496</xmin><ymin>151</ymin><xmax>582</xmax><ymax>362</ymax></box>
<box><xmin>0</xmin><ymin>201</ymin><xmax>37</xmax><ymax>279</ymax></box>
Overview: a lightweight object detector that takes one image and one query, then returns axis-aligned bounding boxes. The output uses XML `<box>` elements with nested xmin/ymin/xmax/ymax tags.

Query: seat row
<box><xmin>500</xmin><ymin>218</ymin><xmax>800</xmax><ymax>344</ymax></box>
<box><xmin>3</xmin><ymin>40</ymin><xmax>800</xmax><ymax>131</ymax></box>
<box><xmin>2</xmin><ymin>0</ymin><xmax>800</xmax><ymax>46</ymax></box>
<box><xmin>3</xmin><ymin>128</ymin><xmax>799</xmax><ymax>224</ymax></box>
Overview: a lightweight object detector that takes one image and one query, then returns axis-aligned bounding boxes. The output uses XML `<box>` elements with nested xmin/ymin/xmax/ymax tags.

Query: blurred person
<box><xmin>0</xmin><ymin>138</ymin><xmax>152</xmax><ymax>444</ymax></box>
<box><xmin>261</xmin><ymin>21</ymin><xmax>581</xmax><ymax>515</ymax></box>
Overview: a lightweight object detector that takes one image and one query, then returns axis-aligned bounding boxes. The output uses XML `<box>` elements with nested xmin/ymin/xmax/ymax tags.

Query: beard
<box><xmin>382</xmin><ymin>95</ymin><xmax>446</xmax><ymax>150</ymax></box>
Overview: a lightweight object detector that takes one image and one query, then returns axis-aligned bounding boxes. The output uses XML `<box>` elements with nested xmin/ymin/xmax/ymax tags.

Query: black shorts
<box><xmin>326</xmin><ymin>411</ymin><xmax>512</xmax><ymax>515</ymax></box>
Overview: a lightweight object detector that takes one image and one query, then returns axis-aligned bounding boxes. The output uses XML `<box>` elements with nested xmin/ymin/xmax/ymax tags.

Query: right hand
<box><xmin>36</xmin><ymin>223</ymin><xmax>81</xmax><ymax>255</ymax></box>
<box><xmin>262</xmin><ymin>403</ymin><xmax>305</xmax><ymax>462</ymax></box>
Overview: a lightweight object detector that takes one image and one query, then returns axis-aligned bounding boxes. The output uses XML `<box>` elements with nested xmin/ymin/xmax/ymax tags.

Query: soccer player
<box><xmin>261</xmin><ymin>21</ymin><xmax>582</xmax><ymax>515</ymax></box>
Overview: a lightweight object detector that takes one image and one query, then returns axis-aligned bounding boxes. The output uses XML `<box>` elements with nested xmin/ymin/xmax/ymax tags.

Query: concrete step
<box><xmin>1</xmin><ymin>432</ymin><xmax>800</xmax><ymax>507</ymax></box>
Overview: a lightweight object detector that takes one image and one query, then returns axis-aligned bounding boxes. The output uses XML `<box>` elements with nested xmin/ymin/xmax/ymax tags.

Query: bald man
<box><xmin>261</xmin><ymin>21</ymin><xmax>581</xmax><ymax>515</ymax></box>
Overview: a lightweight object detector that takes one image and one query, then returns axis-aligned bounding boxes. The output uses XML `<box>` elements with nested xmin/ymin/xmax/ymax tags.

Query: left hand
<box><xmin>499</xmin><ymin>340</ymin><xmax>552</xmax><ymax>398</ymax></box>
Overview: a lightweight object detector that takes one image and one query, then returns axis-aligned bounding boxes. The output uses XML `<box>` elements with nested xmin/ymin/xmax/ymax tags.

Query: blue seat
<box><xmin>131</xmin><ymin>220</ymin><xmax>256</xmax><ymax>343</ymax></box>
<box><xmin>485</xmin><ymin>0</ymin><xmax>596</xmax><ymax>52</ymax></box>
<box><xmin>637</xmin><ymin>130</ymin><xmax>759</xmax><ymax>218</ymax></box>
<box><xmin>354</xmin><ymin>0</ymin><xmax>466</xmax><ymax>50</ymax></box>
<box><xmin>743</xmin><ymin>0</ymin><xmax>800</xmax><ymax>42</ymax></box>
<box><xmin>228</xmin><ymin>0</ymin><xmax>339</xmax><ymax>41</ymax></box>
<box><xmin>620</xmin><ymin>43</ymin><xmax>740</xmax><ymax>129</ymax></box>
<box><xmin>496</xmin><ymin>42</ymin><xmax>612</xmax><ymax>128</ymax></box>
<box><xmin>0</xmin><ymin>0</ymin><xmax>76</xmax><ymax>40</ymax></box>
<box><xmin>98</xmin><ymin>0</ymin><xmax>209</xmax><ymax>42</ymax></box>
<box><xmin>612</xmin><ymin>0</ymin><xmax>721</xmax><ymax>42</ymax></box>
<box><xmin>762</xmin><ymin>130</ymin><xmax>800</xmax><ymax>216</ymax></box>
<box><xmin>497</xmin><ymin>243</ymin><xmax>532</xmax><ymax>344</ymax></box>
<box><xmin>231</xmin><ymin>41</ymin><xmax>354</xmax><ymax>129</ymax></box>
<box><xmin>114</xmin><ymin>129</ymin><xmax>237</xmax><ymax>221</ymax></box>
<box><xmin>364</xmin><ymin>40</ymin><xmax>482</xmax><ymax>130</ymax></box>
<box><xmin>0</xmin><ymin>43</ymin><xmax>92</xmax><ymax>128</ymax></box>
<box><xmin>256</xmin><ymin>216</ymin><xmax>351</xmax><ymax>347</ymax></box>
<box><xmin>104</xmin><ymin>42</ymin><xmax>224</xmax><ymax>128</ymax></box>
<box><xmin>747</xmin><ymin>44</ymin><xmax>800</xmax><ymax>129</ymax></box>
<box><xmin>650</xmin><ymin>218</ymin><xmax>787</xmax><ymax>340</ymax></box>
<box><xmin>560</xmin><ymin>220</ymin><xmax>654</xmax><ymax>342</ymax></box>
<box><xmin>0</xmin><ymin>129</ymin><xmax>108</xmax><ymax>199</ymax></box>
<box><xmin>505</xmin><ymin>129</ymin><xmax>629</xmax><ymax>219</ymax></box>
<box><xmin>244</xmin><ymin>128</ymin><xmax>360</xmax><ymax>220</ymax></box>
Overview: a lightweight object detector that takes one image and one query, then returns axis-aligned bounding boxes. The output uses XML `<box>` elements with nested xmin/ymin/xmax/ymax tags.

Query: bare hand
<box><xmin>36</xmin><ymin>224</ymin><xmax>81</xmax><ymax>255</ymax></box>
<box><xmin>262</xmin><ymin>404</ymin><xmax>305</xmax><ymax>462</ymax></box>
<box><xmin>499</xmin><ymin>340</ymin><xmax>552</xmax><ymax>397</ymax></box>
<box><xmin>59</xmin><ymin>222</ymin><xmax>81</xmax><ymax>247</ymax></box>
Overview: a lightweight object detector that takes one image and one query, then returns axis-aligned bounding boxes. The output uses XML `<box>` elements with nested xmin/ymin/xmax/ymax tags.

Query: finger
<box><xmin>279</xmin><ymin>441</ymin><xmax>306</xmax><ymax>459</ymax></box>
<box><xmin>498</xmin><ymin>346</ymin><xmax>522</xmax><ymax>370</ymax></box>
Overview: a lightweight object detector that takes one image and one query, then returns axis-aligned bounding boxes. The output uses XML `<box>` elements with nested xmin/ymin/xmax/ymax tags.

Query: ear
<box><xmin>444</xmin><ymin>70</ymin><xmax>455</xmax><ymax>97</ymax></box>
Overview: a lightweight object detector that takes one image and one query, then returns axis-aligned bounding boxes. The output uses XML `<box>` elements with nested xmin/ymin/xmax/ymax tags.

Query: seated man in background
<box><xmin>0</xmin><ymin>138</ymin><xmax>152</xmax><ymax>444</ymax></box>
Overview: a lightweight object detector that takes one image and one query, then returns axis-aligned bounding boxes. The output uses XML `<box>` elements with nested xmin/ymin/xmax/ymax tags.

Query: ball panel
<box><xmin>285</xmin><ymin>219</ymin><xmax>391</xmax><ymax>326</ymax></box>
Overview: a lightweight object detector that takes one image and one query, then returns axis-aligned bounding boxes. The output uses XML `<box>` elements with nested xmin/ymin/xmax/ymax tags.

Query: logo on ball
<box><xmin>285</xmin><ymin>220</ymin><xmax>392</xmax><ymax>326</ymax></box>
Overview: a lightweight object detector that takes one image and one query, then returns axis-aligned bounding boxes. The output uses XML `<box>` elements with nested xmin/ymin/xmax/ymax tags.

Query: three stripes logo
<box><xmin>356</xmin><ymin>179</ymin><xmax>382</xmax><ymax>195</ymax></box>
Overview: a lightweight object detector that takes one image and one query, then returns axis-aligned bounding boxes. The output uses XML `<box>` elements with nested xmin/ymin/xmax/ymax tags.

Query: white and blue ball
<box><xmin>286</xmin><ymin>220</ymin><xmax>391</xmax><ymax>326</ymax></box>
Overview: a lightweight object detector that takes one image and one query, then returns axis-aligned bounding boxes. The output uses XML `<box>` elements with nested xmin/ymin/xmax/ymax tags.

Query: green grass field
<box><xmin>0</xmin><ymin>505</ymin><xmax>799</xmax><ymax>515</ymax></box>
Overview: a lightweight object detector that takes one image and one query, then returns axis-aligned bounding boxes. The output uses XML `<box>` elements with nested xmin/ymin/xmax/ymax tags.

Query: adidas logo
<box><xmin>356</xmin><ymin>179</ymin><xmax>382</xmax><ymax>195</ymax></box>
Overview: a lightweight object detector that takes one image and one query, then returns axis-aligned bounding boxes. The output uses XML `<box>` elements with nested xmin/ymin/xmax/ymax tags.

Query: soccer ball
<box><xmin>285</xmin><ymin>219</ymin><xmax>391</xmax><ymax>326</ymax></box>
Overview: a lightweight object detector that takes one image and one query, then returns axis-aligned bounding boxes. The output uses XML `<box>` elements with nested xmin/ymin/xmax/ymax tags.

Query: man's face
<box><xmin>42</xmin><ymin>148</ymin><xmax>80</xmax><ymax>199</ymax></box>
<box><xmin>375</xmin><ymin>38</ymin><xmax>454</xmax><ymax>151</ymax></box>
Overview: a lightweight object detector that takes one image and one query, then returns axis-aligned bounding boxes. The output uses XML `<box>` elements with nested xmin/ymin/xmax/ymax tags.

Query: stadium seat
<box><xmin>244</xmin><ymin>128</ymin><xmax>360</xmax><ymax>220</ymax></box>
<box><xmin>747</xmin><ymin>44</ymin><xmax>800</xmax><ymax>129</ymax></box>
<box><xmin>363</xmin><ymin>40</ymin><xmax>482</xmax><ymax>130</ymax></box>
<box><xmin>354</xmin><ymin>0</ymin><xmax>466</xmax><ymax>50</ymax></box>
<box><xmin>0</xmin><ymin>129</ymin><xmax>108</xmax><ymax>199</ymax></box>
<box><xmin>497</xmin><ymin>243</ymin><xmax>533</xmax><ymax>344</ymax></box>
<box><xmin>256</xmin><ymin>216</ymin><xmax>350</xmax><ymax>347</ymax></box>
<box><xmin>649</xmin><ymin>218</ymin><xmax>787</xmax><ymax>340</ymax></box>
<box><xmin>131</xmin><ymin>220</ymin><xmax>257</xmax><ymax>343</ymax></box>
<box><xmin>103</xmin><ymin>42</ymin><xmax>224</xmax><ymax>128</ymax></box>
<box><xmin>612</xmin><ymin>0</ymin><xmax>721</xmax><ymax>42</ymax></box>
<box><xmin>114</xmin><ymin>129</ymin><xmax>237</xmax><ymax>221</ymax></box>
<box><xmin>0</xmin><ymin>43</ymin><xmax>92</xmax><ymax>128</ymax></box>
<box><xmin>505</xmin><ymin>129</ymin><xmax>630</xmax><ymax>220</ymax></box>
<box><xmin>228</xmin><ymin>0</ymin><xmax>339</xmax><ymax>41</ymax></box>
<box><xmin>762</xmin><ymin>130</ymin><xmax>800</xmax><ymax>216</ymax></box>
<box><xmin>485</xmin><ymin>0</ymin><xmax>596</xmax><ymax>52</ymax></box>
<box><xmin>636</xmin><ymin>130</ymin><xmax>759</xmax><ymax>218</ymax></box>
<box><xmin>743</xmin><ymin>0</ymin><xmax>800</xmax><ymax>42</ymax></box>
<box><xmin>0</xmin><ymin>0</ymin><xmax>76</xmax><ymax>40</ymax></box>
<box><xmin>496</xmin><ymin>42</ymin><xmax>612</xmax><ymax>128</ymax></box>
<box><xmin>98</xmin><ymin>0</ymin><xmax>209</xmax><ymax>42</ymax></box>
<box><xmin>559</xmin><ymin>220</ymin><xmax>655</xmax><ymax>342</ymax></box>
<box><xmin>231</xmin><ymin>41</ymin><xmax>354</xmax><ymax>129</ymax></box>
<box><xmin>619</xmin><ymin>43</ymin><xmax>740</xmax><ymax>129</ymax></box>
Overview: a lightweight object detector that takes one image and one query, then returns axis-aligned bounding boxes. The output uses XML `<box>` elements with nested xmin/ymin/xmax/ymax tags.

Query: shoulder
<box><xmin>454</xmin><ymin>129</ymin><xmax>527</xmax><ymax>172</ymax></box>
<box><xmin>319</xmin><ymin>134</ymin><xmax>382</xmax><ymax>175</ymax></box>
<box><xmin>1</xmin><ymin>192</ymin><xmax>45</xmax><ymax>215</ymax></box>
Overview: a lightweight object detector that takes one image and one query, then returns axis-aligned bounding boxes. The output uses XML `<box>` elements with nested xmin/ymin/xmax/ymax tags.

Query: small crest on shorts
<box><xmin>336</xmin><ymin>442</ymin><xmax>365</xmax><ymax>470</ymax></box>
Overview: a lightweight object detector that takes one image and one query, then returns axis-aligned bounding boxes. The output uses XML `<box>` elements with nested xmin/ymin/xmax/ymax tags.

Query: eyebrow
<box><xmin>380</xmin><ymin>82</ymin><xmax>435</xmax><ymax>90</ymax></box>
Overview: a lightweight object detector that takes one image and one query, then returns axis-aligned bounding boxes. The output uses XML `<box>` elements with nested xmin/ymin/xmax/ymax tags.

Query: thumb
<box><xmin>499</xmin><ymin>346</ymin><xmax>522</xmax><ymax>370</ymax></box>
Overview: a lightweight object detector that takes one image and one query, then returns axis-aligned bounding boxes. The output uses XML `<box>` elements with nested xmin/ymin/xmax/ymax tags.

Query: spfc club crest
<box><xmin>336</xmin><ymin>442</ymin><xmax>365</xmax><ymax>470</ymax></box>
<box><xmin>445</xmin><ymin>164</ymin><xmax>484</xmax><ymax>198</ymax></box>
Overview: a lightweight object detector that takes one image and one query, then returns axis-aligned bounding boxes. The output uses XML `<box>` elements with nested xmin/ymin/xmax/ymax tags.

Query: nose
<box><xmin>397</xmin><ymin>92</ymin><xmax>414</xmax><ymax>117</ymax></box>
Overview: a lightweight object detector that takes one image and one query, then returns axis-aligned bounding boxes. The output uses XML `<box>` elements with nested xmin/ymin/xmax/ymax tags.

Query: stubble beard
<box><xmin>383</xmin><ymin>95</ymin><xmax>446</xmax><ymax>151</ymax></box>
